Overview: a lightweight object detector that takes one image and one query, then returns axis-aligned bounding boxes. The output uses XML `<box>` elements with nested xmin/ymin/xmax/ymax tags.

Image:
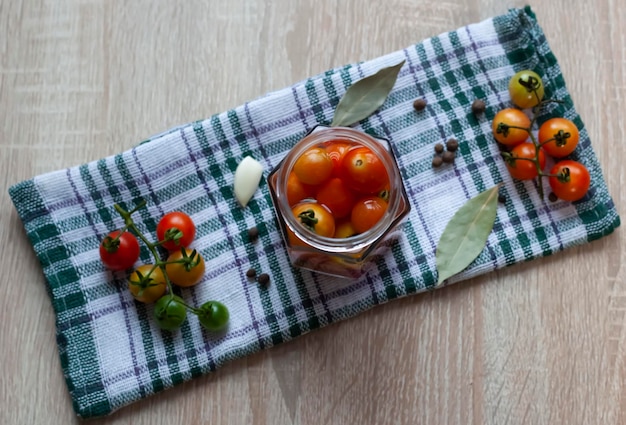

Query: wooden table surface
<box><xmin>1</xmin><ymin>1</ymin><xmax>624</xmax><ymax>424</ymax></box>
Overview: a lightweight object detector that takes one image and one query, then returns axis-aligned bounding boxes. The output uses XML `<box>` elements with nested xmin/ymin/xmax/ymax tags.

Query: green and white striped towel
<box><xmin>8</xmin><ymin>7</ymin><xmax>620</xmax><ymax>419</ymax></box>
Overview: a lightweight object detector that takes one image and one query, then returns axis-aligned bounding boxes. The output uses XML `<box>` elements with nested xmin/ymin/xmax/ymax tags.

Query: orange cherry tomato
<box><xmin>128</xmin><ymin>264</ymin><xmax>167</xmax><ymax>303</ymax></box>
<box><xmin>165</xmin><ymin>248</ymin><xmax>206</xmax><ymax>287</ymax></box>
<box><xmin>350</xmin><ymin>196</ymin><xmax>388</xmax><ymax>233</ymax></box>
<box><xmin>340</xmin><ymin>146</ymin><xmax>389</xmax><ymax>194</ymax></box>
<box><xmin>315</xmin><ymin>177</ymin><xmax>356</xmax><ymax>219</ymax></box>
<box><xmin>291</xmin><ymin>202</ymin><xmax>335</xmax><ymax>237</ymax></box>
<box><xmin>293</xmin><ymin>147</ymin><xmax>333</xmax><ymax>185</ymax></box>
<box><xmin>492</xmin><ymin>108</ymin><xmax>531</xmax><ymax>146</ymax></box>
<box><xmin>286</xmin><ymin>171</ymin><xmax>317</xmax><ymax>206</ymax></box>
<box><xmin>505</xmin><ymin>142</ymin><xmax>546</xmax><ymax>180</ymax></box>
<box><xmin>548</xmin><ymin>160</ymin><xmax>590</xmax><ymax>202</ymax></box>
<box><xmin>538</xmin><ymin>117</ymin><xmax>579</xmax><ymax>158</ymax></box>
<box><xmin>334</xmin><ymin>219</ymin><xmax>358</xmax><ymax>238</ymax></box>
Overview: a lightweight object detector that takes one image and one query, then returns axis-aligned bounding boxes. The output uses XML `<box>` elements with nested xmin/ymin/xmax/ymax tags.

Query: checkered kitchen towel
<box><xmin>8</xmin><ymin>6</ymin><xmax>620</xmax><ymax>418</ymax></box>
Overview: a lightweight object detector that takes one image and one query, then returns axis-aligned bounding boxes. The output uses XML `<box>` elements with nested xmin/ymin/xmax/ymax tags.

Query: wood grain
<box><xmin>1</xmin><ymin>0</ymin><xmax>624</xmax><ymax>424</ymax></box>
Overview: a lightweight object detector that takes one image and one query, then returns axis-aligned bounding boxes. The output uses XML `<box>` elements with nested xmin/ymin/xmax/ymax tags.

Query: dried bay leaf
<box><xmin>435</xmin><ymin>184</ymin><xmax>501</xmax><ymax>285</ymax></box>
<box><xmin>330</xmin><ymin>60</ymin><xmax>405</xmax><ymax>128</ymax></box>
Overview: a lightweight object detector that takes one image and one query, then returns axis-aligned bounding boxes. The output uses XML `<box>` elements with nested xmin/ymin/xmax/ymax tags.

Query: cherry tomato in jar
<box><xmin>165</xmin><ymin>248</ymin><xmax>206</xmax><ymax>287</ymax></box>
<box><xmin>156</xmin><ymin>211</ymin><xmax>196</xmax><ymax>251</ymax></box>
<box><xmin>350</xmin><ymin>196</ymin><xmax>388</xmax><ymax>234</ymax></box>
<box><xmin>340</xmin><ymin>146</ymin><xmax>389</xmax><ymax>194</ymax></box>
<box><xmin>291</xmin><ymin>202</ymin><xmax>335</xmax><ymax>237</ymax></box>
<box><xmin>508</xmin><ymin>70</ymin><xmax>545</xmax><ymax>109</ymax></box>
<box><xmin>492</xmin><ymin>108</ymin><xmax>531</xmax><ymax>146</ymax></box>
<box><xmin>128</xmin><ymin>264</ymin><xmax>167</xmax><ymax>303</ymax></box>
<box><xmin>286</xmin><ymin>171</ymin><xmax>317</xmax><ymax>206</ymax></box>
<box><xmin>99</xmin><ymin>230</ymin><xmax>140</xmax><ymax>271</ymax></box>
<box><xmin>292</xmin><ymin>147</ymin><xmax>333</xmax><ymax>185</ymax></box>
<box><xmin>548</xmin><ymin>160</ymin><xmax>590</xmax><ymax>202</ymax></box>
<box><xmin>334</xmin><ymin>219</ymin><xmax>358</xmax><ymax>238</ymax></box>
<box><xmin>505</xmin><ymin>142</ymin><xmax>546</xmax><ymax>181</ymax></box>
<box><xmin>315</xmin><ymin>177</ymin><xmax>356</xmax><ymax>219</ymax></box>
<box><xmin>538</xmin><ymin>117</ymin><xmax>579</xmax><ymax>158</ymax></box>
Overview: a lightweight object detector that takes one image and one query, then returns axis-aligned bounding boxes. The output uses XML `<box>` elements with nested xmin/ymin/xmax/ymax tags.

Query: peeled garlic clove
<box><xmin>233</xmin><ymin>156</ymin><xmax>264</xmax><ymax>208</ymax></box>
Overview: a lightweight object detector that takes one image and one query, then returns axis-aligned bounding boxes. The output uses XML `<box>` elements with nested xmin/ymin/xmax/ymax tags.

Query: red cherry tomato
<box><xmin>340</xmin><ymin>146</ymin><xmax>389</xmax><ymax>194</ymax></box>
<box><xmin>99</xmin><ymin>230</ymin><xmax>140</xmax><ymax>271</ymax></box>
<box><xmin>156</xmin><ymin>211</ymin><xmax>196</xmax><ymax>251</ymax></box>
<box><xmin>350</xmin><ymin>196</ymin><xmax>388</xmax><ymax>233</ymax></box>
<box><xmin>505</xmin><ymin>142</ymin><xmax>546</xmax><ymax>180</ymax></box>
<box><xmin>548</xmin><ymin>160</ymin><xmax>590</xmax><ymax>202</ymax></box>
<box><xmin>315</xmin><ymin>177</ymin><xmax>356</xmax><ymax>219</ymax></box>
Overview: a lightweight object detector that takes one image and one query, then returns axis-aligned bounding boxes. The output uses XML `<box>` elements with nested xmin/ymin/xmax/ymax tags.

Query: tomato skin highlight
<box><xmin>538</xmin><ymin>118</ymin><xmax>579</xmax><ymax>158</ymax></box>
<box><xmin>157</xmin><ymin>211</ymin><xmax>196</xmax><ymax>251</ymax></box>
<box><xmin>165</xmin><ymin>248</ymin><xmax>206</xmax><ymax>287</ymax></box>
<box><xmin>548</xmin><ymin>160</ymin><xmax>590</xmax><ymax>202</ymax></box>
<box><xmin>99</xmin><ymin>230</ymin><xmax>140</xmax><ymax>271</ymax></box>
<box><xmin>505</xmin><ymin>142</ymin><xmax>546</xmax><ymax>181</ymax></box>
<box><xmin>324</xmin><ymin>141</ymin><xmax>351</xmax><ymax>177</ymax></box>
<box><xmin>340</xmin><ymin>147</ymin><xmax>389</xmax><ymax>194</ymax></box>
<box><xmin>128</xmin><ymin>264</ymin><xmax>167</xmax><ymax>303</ymax></box>
<box><xmin>292</xmin><ymin>147</ymin><xmax>333</xmax><ymax>185</ymax></box>
<box><xmin>316</xmin><ymin>177</ymin><xmax>356</xmax><ymax>219</ymax></box>
<box><xmin>350</xmin><ymin>197</ymin><xmax>388</xmax><ymax>234</ymax></box>
<box><xmin>492</xmin><ymin>108</ymin><xmax>531</xmax><ymax>146</ymax></box>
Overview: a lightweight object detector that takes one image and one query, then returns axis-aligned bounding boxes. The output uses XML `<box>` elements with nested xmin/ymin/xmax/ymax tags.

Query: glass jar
<box><xmin>268</xmin><ymin>125</ymin><xmax>411</xmax><ymax>279</ymax></box>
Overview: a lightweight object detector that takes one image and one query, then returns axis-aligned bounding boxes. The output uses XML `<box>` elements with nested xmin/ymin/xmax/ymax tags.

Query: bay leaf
<box><xmin>435</xmin><ymin>184</ymin><xmax>501</xmax><ymax>286</ymax></box>
<box><xmin>330</xmin><ymin>60</ymin><xmax>405</xmax><ymax>127</ymax></box>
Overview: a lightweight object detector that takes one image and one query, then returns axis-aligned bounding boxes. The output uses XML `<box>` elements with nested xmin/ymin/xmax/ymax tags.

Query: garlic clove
<box><xmin>233</xmin><ymin>156</ymin><xmax>264</xmax><ymax>208</ymax></box>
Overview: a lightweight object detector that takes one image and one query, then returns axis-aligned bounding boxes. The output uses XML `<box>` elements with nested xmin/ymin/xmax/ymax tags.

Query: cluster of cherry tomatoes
<box><xmin>286</xmin><ymin>140</ymin><xmax>391</xmax><ymax>239</ymax></box>
<box><xmin>492</xmin><ymin>70</ymin><xmax>590</xmax><ymax>202</ymax></box>
<box><xmin>99</xmin><ymin>206</ymin><xmax>229</xmax><ymax>332</ymax></box>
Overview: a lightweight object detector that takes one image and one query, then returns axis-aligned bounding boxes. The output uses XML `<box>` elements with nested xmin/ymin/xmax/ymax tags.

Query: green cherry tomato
<box><xmin>196</xmin><ymin>301</ymin><xmax>230</xmax><ymax>332</ymax></box>
<box><xmin>509</xmin><ymin>70</ymin><xmax>545</xmax><ymax>109</ymax></box>
<box><xmin>154</xmin><ymin>295</ymin><xmax>188</xmax><ymax>331</ymax></box>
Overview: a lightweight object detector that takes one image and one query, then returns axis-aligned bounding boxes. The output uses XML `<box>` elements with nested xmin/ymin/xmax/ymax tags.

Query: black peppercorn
<box><xmin>445</xmin><ymin>138</ymin><xmax>459</xmax><ymax>152</ymax></box>
<box><xmin>442</xmin><ymin>151</ymin><xmax>455</xmax><ymax>163</ymax></box>
<box><xmin>548</xmin><ymin>192</ymin><xmax>558</xmax><ymax>202</ymax></box>
<box><xmin>498</xmin><ymin>194</ymin><xmax>507</xmax><ymax>204</ymax></box>
<box><xmin>432</xmin><ymin>156</ymin><xmax>443</xmax><ymax>168</ymax></box>
<box><xmin>246</xmin><ymin>268</ymin><xmax>257</xmax><ymax>279</ymax></box>
<box><xmin>247</xmin><ymin>227</ymin><xmax>259</xmax><ymax>243</ymax></box>
<box><xmin>413</xmin><ymin>98</ymin><xmax>427</xmax><ymax>111</ymax></box>
<box><xmin>471</xmin><ymin>99</ymin><xmax>486</xmax><ymax>115</ymax></box>
<box><xmin>258</xmin><ymin>273</ymin><xmax>270</xmax><ymax>286</ymax></box>
<box><xmin>434</xmin><ymin>143</ymin><xmax>444</xmax><ymax>154</ymax></box>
